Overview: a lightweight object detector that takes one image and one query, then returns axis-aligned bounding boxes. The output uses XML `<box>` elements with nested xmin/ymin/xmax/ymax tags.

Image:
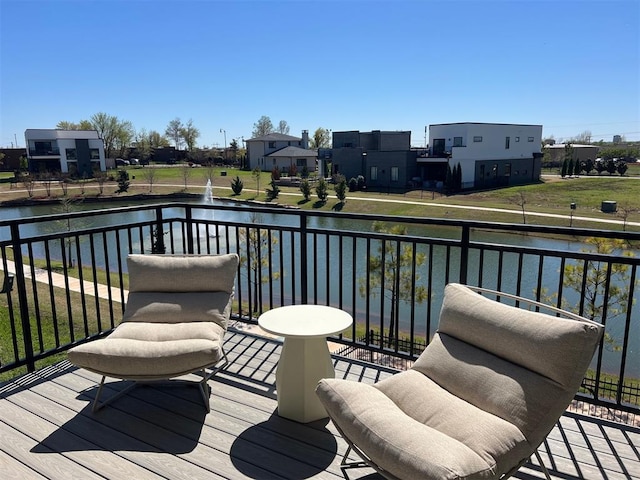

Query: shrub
<box><xmin>271</xmin><ymin>167</ymin><xmax>281</xmax><ymax>180</ymax></box>
<box><xmin>266</xmin><ymin>178</ymin><xmax>280</xmax><ymax>200</ymax></box>
<box><xmin>115</xmin><ymin>169</ymin><xmax>130</xmax><ymax>193</ymax></box>
<box><xmin>316</xmin><ymin>177</ymin><xmax>328</xmax><ymax>202</ymax></box>
<box><xmin>231</xmin><ymin>176</ymin><xmax>244</xmax><ymax>195</ymax></box>
<box><xmin>348</xmin><ymin>177</ymin><xmax>358</xmax><ymax>192</ymax></box>
<box><xmin>300</xmin><ymin>179</ymin><xmax>312</xmax><ymax>201</ymax></box>
<box><xmin>357</xmin><ymin>175</ymin><xmax>366</xmax><ymax>190</ymax></box>
<box><xmin>335</xmin><ymin>175</ymin><xmax>347</xmax><ymax>203</ymax></box>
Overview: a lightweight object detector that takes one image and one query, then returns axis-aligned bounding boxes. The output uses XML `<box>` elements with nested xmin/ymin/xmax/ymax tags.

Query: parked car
<box><xmin>115</xmin><ymin>158</ymin><xmax>130</xmax><ymax>166</ymax></box>
<box><xmin>129</xmin><ymin>158</ymin><xmax>140</xmax><ymax>165</ymax></box>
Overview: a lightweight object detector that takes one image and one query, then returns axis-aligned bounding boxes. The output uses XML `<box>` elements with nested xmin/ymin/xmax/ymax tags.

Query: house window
<box><xmin>268</xmin><ymin>141</ymin><xmax>276</xmax><ymax>148</ymax></box>
<box><xmin>90</xmin><ymin>149</ymin><xmax>100</xmax><ymax>159</ymax></box>
<box><xmin>473</xmin><ymin>136</ymin><xmax>483</xmax><ymax>142</ymax></box>
<box><xmin>66</xmin><ymin>148</ymin><xmax>77</xmax><ymax>160</ymax></box>
<box><xmin>505</xmin><ymin>137</ymin><xmax>510</xmax><ymax>149</ymax></box>
<box><xmin>515</xmin><ymin>137</ymin><xmax>520</xmax><ymax>142</ymax></box>
<box><xmin>453</xmin><ymin>137</ymin><xmax>463</xmax><ymax>147</ymax></box>
<box><xmin>370</xmin><ymin>166</ymin><xmax>378</xmax><ymax>181</ymax></box>
<box><xmin>528</xmin><ymin>137</ymin><xmax>534</xmax><ymax>142</ymax></box>
<box><xmin>391</xmin><ymin>166</ymin><xmax>399</xmax><ymax>181</ymax></box>
<box><xmin>505</xmin><ymin>163</ymin><xmax>511</xmax><ymax>176</ymax></box>
<box><xmin>296</xmin><ymin>158</ymin><xmax>306</xmax><ymax>167</ymax></box>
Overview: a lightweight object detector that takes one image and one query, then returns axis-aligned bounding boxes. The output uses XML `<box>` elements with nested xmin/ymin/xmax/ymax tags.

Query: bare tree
<box><xmin>165</xmin><ymin>118</ymin><xmax>184</xmax><ymax>150</ymax></box>
<box><xmin>142</xmin><ymin>167</ymin><xmax>157</xmax><ymax>193</ymax></box>
<box><xmin>277</xmin><ymin>120</ymin><xmax>290</xmax><ymax>135</ymax></box>
<box><xmin>309</xmin><ymin>127</ymin><xmax>331</xmax><ymax>149</ymax></box>
<box><xmin>509</xmin><ymin>191</ymin><xmax>527</xmax><ymax>224</ymax></box>
<box><xmin>252</xmin><ymin>115</ymin><xmax>274</xmax><ymax>138</ymax></box>
<box><xmin>181</xmin><ymin>118</ymin><xmax>200</xmax><ymax>151</ymax></box>
<box><xmin>180</xmin><ymin>164</ymin><xmax>191</xmax><ymax>191</ymax></box>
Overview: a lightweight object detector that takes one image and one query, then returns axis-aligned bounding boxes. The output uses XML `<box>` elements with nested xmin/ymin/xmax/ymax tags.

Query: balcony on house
<box><xmin>1</xmin><ymin>203</ymin><xmax>639</xmax><ymax>479</ymax></box>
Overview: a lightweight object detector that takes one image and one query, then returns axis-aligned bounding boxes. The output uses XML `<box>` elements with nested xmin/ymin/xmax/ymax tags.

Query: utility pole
<box><xmin>220</xmin><ymin>129</ymin><xmax>227</xmax><ymax>161</ymax></box>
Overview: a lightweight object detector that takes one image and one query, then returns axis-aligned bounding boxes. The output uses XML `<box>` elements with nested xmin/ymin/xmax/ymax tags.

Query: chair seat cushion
<box><xmin>68</xmin><ymin>322</ymin><xmax>225</xmax><ymax>380</ymax></box>
<box><xmin>316</xmin><ymin>373</ymin><xmax>531</xmax><ymax>480</ymax></box>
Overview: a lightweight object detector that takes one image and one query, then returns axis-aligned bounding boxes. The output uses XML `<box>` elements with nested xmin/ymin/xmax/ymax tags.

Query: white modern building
<box><xmin>25</xmin><ymin>129</ymin><xmax>106</xmax><ymax>176</ymax></box>
<box><xmin>245</xmin><ymin>130</ymin><xmax>317</xmax><ymax>174</ymax></box>
<box><xmin>421</xmin><ymin>123</ymin><xmax>543</xmax><ymax>189</ymax></box>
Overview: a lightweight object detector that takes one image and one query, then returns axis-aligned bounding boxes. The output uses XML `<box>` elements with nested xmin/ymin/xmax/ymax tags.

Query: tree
<box><xmin>567</xmin><ymin>158</ymin><xmax>574</xmax><ymax>177</ymax></box>
<box><xmin>277</xmin><ymin>120</ymin><xmax>290</xmax><ymax>135</ymax></box>
<box><xmin>583</xmin><ymin>158</ymin><xmax>594</xmax><ymax>175</ymax></box>
<box><xmin>309</xmin><ymin>127</ymin><xmax>331</xmax><ymax>149</ymax></box>
<box><xmin>231</xmin><ymin>176</ymin><xmax>244</xmax><ymax>195</ymax></box>
<box><xmin>115</xmin><ymin>170</ymin><xmax>130</xmax><ymax>193</ymax></box>
<box><xmin>605</xmin><ymin>159</ymin><xmax>617</xmax><ymax>175</ymax></box>
<box><xmin>239</xmin><ymin>213</ymin><xmax>280</xmax><ymax>313</ymax></box>
<box><xmin>334</xmin><ymin>174</ymin><xmax>347</xmax><ymax>203</ymax></box>
<box><xmin>148</xmin><ymin>130</ymin><xmax>170</xmax><ymax>149</ymax></box>
<box><xmin>252</xmin><ymin>166</ymin><xmax>262</xmax><ymax>195</ymax></box>
<box><xmin>134</xmin><ymin>128</ymin><xmax>153</xmax><ymax>162</ymax></box>
<box><xmin>180</xmin><ymin>164</ymin><xmax>191</xmax><ymax>191</ymax></box>
<box><xmin>181</xmin><ymin>118</ymin><xmax>200</xmax><ymax>151</ymax></box>
<box><xmin>113</xmin><ymin>120</ymin><xmax>135</xmax><ymax>159</ymax></box>
<box><xmin>561</xmin><ymin>159</ymin><xmax>568</xmax><ymax>178</ymax></box>
<box><xmin>359</xmin><ymin>222</ymin><xmax>428</xmax><ymax>347</ymax></box>
<box><xmin>252</xmin><ymin>115</ymin><xmax>274</xmax><ymax>137</ymax></box>
<box><xmin>165</xmin><ymin>118</ymin><xmax>184</xmax><ymax>149</ymax></box>
<box><xmin>548</xmin><ymin>238</ymin><xmax>635</xmax><ymax>351</ymax></box>
<box><xmin>229</xmin><ymin>139</ymin><xmax>239</xmax><ymax>162</ymax></box>
<box><xmin>90</xmin><ymin>112</ymin><xmax>131</xmax><ymax>159</ymax></box>
<box><xmin>510</xmin><ymin>191</ymin><xmax>527</xmax><ymax>224</ymax></box>
<box><xmin>266</xmin><ymin>178</ymin><xmax>280</xmax><ymax>200</ymax></box>
<box><xmin>141</xmin><ymin>167</ymin><xmax>158</xmax><ymax>193</ymax></box>
<box><xmin>300</xmin><ymin>178</ymin><xmax>312</xmax><ymax>201</ymax></box>
<box><xmin>616</xmin><ymin>161</ymin><xmax>628</xmax><ymax>176</ymax></box>
<box><xmin>315</xmin><ymin>177</ymin><xmax>329</xmax><ymax>202</ymax></box>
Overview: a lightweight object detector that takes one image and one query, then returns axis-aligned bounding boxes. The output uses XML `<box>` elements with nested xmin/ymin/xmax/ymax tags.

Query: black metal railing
<box><xmin>0</xmin><ymin>202</ymin><xmax>638</xmax><ymax>415</ymax></box>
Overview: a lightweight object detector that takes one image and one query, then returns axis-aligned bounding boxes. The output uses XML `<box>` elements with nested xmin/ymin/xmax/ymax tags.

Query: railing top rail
<box><xmin>2</xmin><ymin>201</ymin><xmax>640</xmax><ymax>242</ymax></box>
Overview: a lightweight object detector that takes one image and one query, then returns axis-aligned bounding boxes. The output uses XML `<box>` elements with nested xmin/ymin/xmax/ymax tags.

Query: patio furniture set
<box><xmin>67</xmin><ymin>254</ymin><xmax>603</xmax><ymax>480</ymax></box>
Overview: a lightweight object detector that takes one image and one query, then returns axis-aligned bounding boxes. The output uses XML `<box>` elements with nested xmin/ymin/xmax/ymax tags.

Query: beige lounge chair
<box><xmin>68</xmin><ymin>253</ymin><xmax>239</xmax><ymax>413</ymax></box>
<box><xmin>316</xmin><ymin>283</ymin><xmax>604</xmax><ymax>480</ymax></box>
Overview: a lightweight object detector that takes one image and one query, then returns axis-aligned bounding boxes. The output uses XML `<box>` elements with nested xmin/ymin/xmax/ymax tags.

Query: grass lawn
<box><xmin>1</xmin><ymin>165</ymin><xmax>640</xmax><ymax>230</ymax></box>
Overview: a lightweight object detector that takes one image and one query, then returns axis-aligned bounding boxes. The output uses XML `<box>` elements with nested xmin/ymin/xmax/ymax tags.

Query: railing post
<box><xmin>459</xmin><ymin>225</ymin><xmax>470</xmax><ymax>285</ymax></box>
<box><xmin>10</xmin><ymin>222</ymin><xmax>35</xmax><ymax>372</ymax></box>
<box><xmin>300</xmin><ymin>212</ymin><xmax>308</xmax><ymax>304</ymax></box>
<box><xmin>152</xmin><ymin>207</ymin><xmax>166</xmax><ymax>254</ymax></box>
<box><xmin>185</xmin><ymin>205</ymin><xmax>195</xmax><ymax>254</ymax></box>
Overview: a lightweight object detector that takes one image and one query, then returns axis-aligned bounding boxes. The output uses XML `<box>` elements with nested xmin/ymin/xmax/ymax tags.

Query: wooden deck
<box><xmin>1</xmin><ymin>330</ymin><xmax>638</xmax><ymax>480</ymax></box>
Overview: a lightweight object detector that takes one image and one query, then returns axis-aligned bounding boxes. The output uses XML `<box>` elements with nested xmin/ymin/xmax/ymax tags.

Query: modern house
<box><xmin>245</xmin><ymin>130</ymin><xmax>317</xmax><ymax>174</ymax></box>
<box><xmin>543</xmin><ymin>143</ymin><xmax>599</xmax><ymax>168</ymax></box>
<box><xmin>423</xmin><ymin>122</ymin><xmax>543</xmax><ymax>189</ymax></box>
<box><xmin>328</xmin><ymin>130</ymin><xmax>417</xmax><ymax>189</ymax></box>
<box><xmin>24</xmin><ymin>129</ymin><xmax>106</xmax><ymax>176</ymax></box>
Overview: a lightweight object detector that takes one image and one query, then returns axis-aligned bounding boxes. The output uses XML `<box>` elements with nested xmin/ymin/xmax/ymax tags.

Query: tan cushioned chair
<box><xmin>316</xmin><ymin>283</ymin><xmax>604</xmax><ymax>480</ymax></box>
<box><xmin>68</xmin><ymin>253</ymin><xmax>239</xmax><ymax>412</ymax></box>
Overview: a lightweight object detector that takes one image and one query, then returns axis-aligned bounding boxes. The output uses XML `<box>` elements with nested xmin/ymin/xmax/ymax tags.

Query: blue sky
<box><xmin>1</xmin><ymin>0</ymin><xmax>638</xmax><ymax>149</ymax></box>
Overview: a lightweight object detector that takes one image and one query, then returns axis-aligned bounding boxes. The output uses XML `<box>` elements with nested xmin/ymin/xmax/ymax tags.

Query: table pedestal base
<box><xmin>275</xmin><ymin>336</ymin><xmax>334</xmax><ymax>423</ymax></box>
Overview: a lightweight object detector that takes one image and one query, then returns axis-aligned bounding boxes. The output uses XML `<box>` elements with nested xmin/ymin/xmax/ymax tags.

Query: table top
<box><xmin>258</xmin><ymin>305</ymin><xmax>353</xmax><ymax>338</ymax></box>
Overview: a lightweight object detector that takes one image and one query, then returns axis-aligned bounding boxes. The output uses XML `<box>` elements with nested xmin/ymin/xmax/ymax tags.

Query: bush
<box><xmin>231</xmin><ymin>176</ymin><xmax>244</xmax><ymax>195</ymax></box>
<box><xmin>271</xmin><ymin>167</ymin><xmax>281</xmax><ymax>180</ymax></box>
<box><xmin>348</xmin><ymin>177</ymin><xmax>358</xmax><ymax>192</ymax></box>
<box><xmin>266</xmin><ymin>178</ymin><xmax>280</xmax><ymax>200</ymax></box>
<box><xmin>115</xmin><ymin>169</ymin><xmax>130</xmax><ymax>193</ymax></box>
<box><xmin>357</xmin><ymin>175</ymin><xmax>366</xmax><ymax>190</ymax></box>
<box><xmin>300</xmin><ymin>179</ymin><xmax>312</xmax><ymax>201</ymax></box>
<box><xmin>335</xmin><ymin>175</ymin><xmax>347</xmax><ymax>203</ymax></box>
<box><xmin>316</xmin><ymin>177</ymin><xmax>328</xmax><ymax>202</ymax></box>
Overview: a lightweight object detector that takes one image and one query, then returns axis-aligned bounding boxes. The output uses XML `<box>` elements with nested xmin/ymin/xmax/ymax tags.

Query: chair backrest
<box><xmin>413</xmin><ymin>283</ymin><xmax>603</xmax><ymax>449</ymax></box>
<box><xmin>122</xmin><ymin>254</ymin><xmax>239</xmax><ymax>329</ymax></box>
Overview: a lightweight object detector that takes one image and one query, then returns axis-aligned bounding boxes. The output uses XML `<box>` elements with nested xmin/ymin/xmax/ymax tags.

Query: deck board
<box><xmin>0</xmin><ymin>330</ymin><xmax>638</xmax><ymax>480</ymax></box>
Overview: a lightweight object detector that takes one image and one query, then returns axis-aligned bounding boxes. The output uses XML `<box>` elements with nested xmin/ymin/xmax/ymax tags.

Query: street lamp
<box><xmin>220</xmin><ymin>129</ymin><xmax>227</xmax><ymax>161</ymax></box>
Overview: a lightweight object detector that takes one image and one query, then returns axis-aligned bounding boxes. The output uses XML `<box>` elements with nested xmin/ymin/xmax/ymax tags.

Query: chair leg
<box><xmin>534</xmin><ymin>450</ymin><xmax>553</xmax><ymax>480</ymax></box>
<box><xmin>92</xmin><ymin>376</ymin><xmax>138</xmax><ymax>413</ymax></box>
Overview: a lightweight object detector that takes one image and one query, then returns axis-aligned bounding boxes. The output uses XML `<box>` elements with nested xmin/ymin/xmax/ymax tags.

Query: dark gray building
<box><xmin>329</xmin><ymin>130</ymin><xmax>417</xmax><ymax>191</ymax></box>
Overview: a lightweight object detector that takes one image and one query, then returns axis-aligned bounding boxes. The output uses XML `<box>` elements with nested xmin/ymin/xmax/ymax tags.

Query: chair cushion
<box><xmin>317</xmin><ymin>374</ymin><xmax>530</xmax><ymax>479</ymax></box>
<box><xmin>127</xmin><ymin>253</ymin><xmax>238</xmax><ymax>293</ymax></box>
<box><xmin>437</xmin><ymin>283</ymin><xmax>602</xmax><ymax>388</ymax></box>
<box><xmin>123</xmin><ymin>291</ymin><xmax>232</xmax><ymax>329</ymax></box>
<box><xmin>67</xmin><ymin>322</ymin><xmax>225</xmax><ymax>380</ymax></box>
